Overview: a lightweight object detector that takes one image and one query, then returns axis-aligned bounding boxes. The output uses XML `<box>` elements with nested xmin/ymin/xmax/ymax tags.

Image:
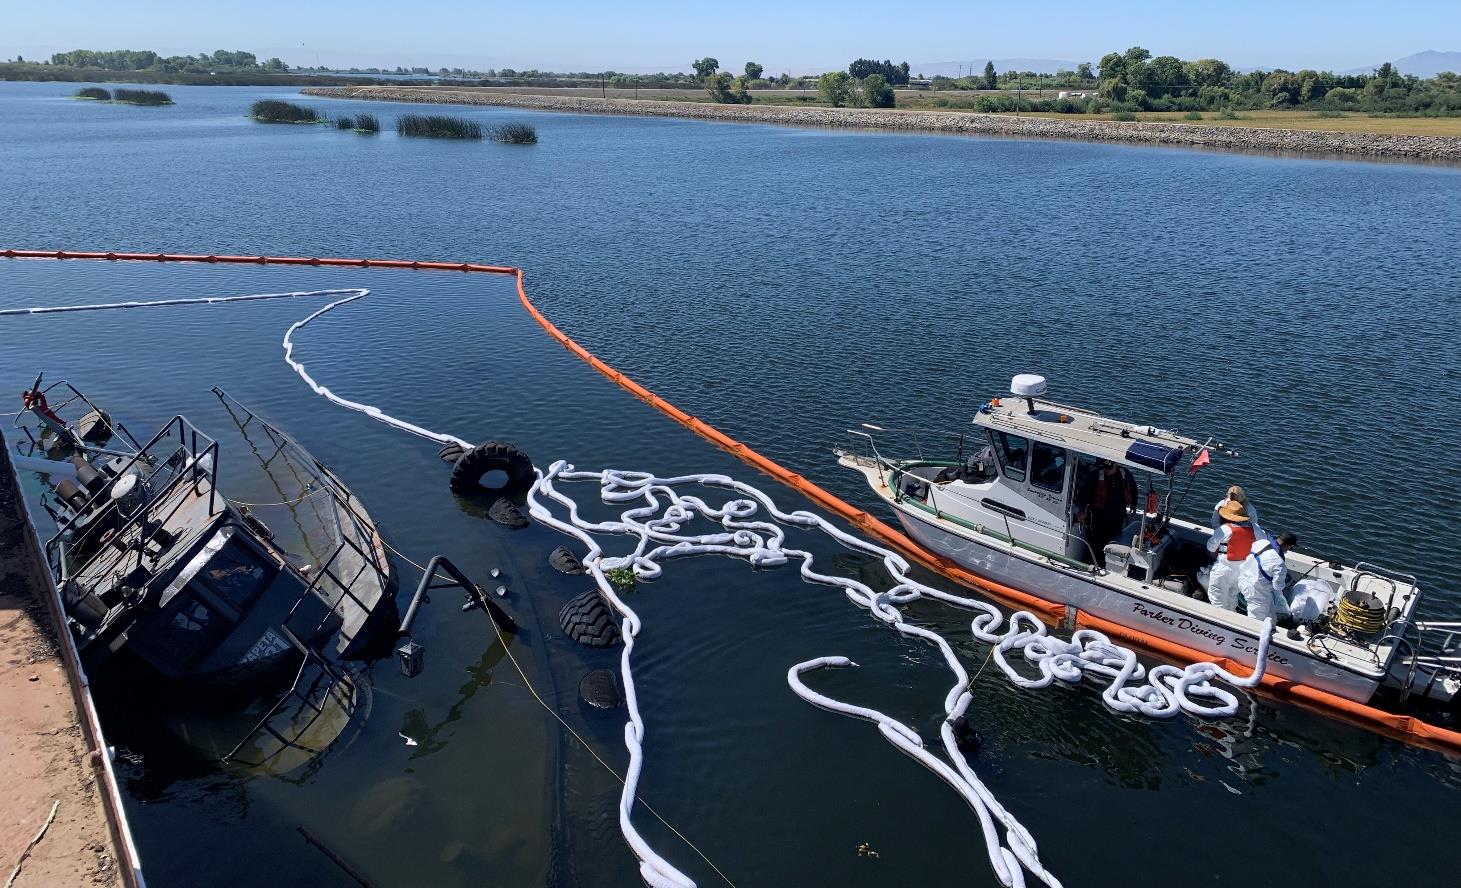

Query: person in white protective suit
<box><xmin>1242</xmin><ymin>531</ymin><xmax>1297</xmax><ymax>623</ymax></box>
<box><xmin>1205</xmin><ymin>493</ymin><xmax>1256</xmax><ymax>611</ymax></box>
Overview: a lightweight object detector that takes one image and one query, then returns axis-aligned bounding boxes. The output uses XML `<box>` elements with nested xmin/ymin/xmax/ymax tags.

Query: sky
<box><xmin>3</xmin><ymin>0</ymin><xmax>1455</xmax><ymax>73</ymax></box>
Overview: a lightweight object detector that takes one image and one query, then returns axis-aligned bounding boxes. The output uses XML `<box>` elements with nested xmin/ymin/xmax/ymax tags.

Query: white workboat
<box><xmin>837</xmin><ymin>374</ymin><xmax>1461</xmax><ymax>709</ymax></box>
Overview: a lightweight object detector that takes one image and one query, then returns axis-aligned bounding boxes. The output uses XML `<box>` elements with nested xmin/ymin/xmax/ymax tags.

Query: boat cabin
<box><xmin>896</xmin><ymin>374</ymin><xmax>1202</xmax><ymax>581</ymax></box>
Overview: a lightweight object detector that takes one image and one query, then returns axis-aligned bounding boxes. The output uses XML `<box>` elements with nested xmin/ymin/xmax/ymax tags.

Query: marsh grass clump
<box><xmin>113</xmin><ymin>88</ymin><xmax>173</xmax><ymax>106</ymax></box>
<box><xmin>396</xmin><ymin>113</ymin><xmax>482</xmax><ymax>139</ymax></box>
<box><xmin>1183</xmin><ymin>110</ymin><xmax>1204</xmax><ymax>121</ymax></box>
<box><xmin>76</xmin><ymin>87</ymin><xmax>111</xmax><ymax>101</ymax></box>
<box><xmin>353</xmin><ymin>113</ymin><xmax>380</xmax><ymax>133</ymax></box>
<box><xmin>251</xmin><ymin>99</ymin><xmax>321</xmax><ymax>124</ymax></box>
<box><xmin>1111</xmin><ymin>110</ymin><xmax>1138</xmax><ymax>122</ymax></box>
<box><xmin>1315</xmin><ymin>109</ymin><xmax>1345</xmax><ymax>118</ymax></box>
<box><xmin>335</xmin><ymin>115</ymin><xmax>355</xmax><ymax>130</ymax></box>
<box><xmin>490</xmin><ymin>122</ymin><xmax>538</xmax><ymax>144</ymax></box>
<box><xmin>1215</xmin><ymin>108</ymin><xmax>1244</xmax><ymax>120</ymax></box>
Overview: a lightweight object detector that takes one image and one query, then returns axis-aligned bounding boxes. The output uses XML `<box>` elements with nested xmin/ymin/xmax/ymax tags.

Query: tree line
<box><xmin>690</xmin><ymin>57</ymin><xmax>905</xmax><ymax>106</ymax></box>
<box><xmin>44</xmin><ymin>49</ymin><xmax>288</xmax><ymax>74</ymax></box>
<box><xmin>1087</xmin><ymin>47</ymin><xmax>1460</xmax><ymax>114</ymax></box>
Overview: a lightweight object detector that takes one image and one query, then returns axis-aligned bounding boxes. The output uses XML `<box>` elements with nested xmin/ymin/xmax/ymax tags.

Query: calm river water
<box><xmin>3</xmin><ymin>80</ymin><xmax>1461</xmax><ymax>887</ymax></box>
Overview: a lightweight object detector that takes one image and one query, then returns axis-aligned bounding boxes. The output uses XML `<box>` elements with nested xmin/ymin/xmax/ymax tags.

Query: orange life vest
<box><xmin>1224</xmin><ymin>523</ymin><xmax>1255</xmax><ymax>561</ymax></box>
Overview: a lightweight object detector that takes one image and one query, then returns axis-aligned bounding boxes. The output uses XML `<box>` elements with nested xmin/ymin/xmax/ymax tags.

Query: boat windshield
<box><xmin>139</xmin><ymin>591</ymin><xmax>233</xmax><ymax>670</ymax></box>
<box><xmin>198</xmin><ymin>538</ymin><xmax>275</xmax><ymax>611</ymax></box>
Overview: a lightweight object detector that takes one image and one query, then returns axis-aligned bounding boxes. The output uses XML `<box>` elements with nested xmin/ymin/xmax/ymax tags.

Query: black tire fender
<box><xmin>558</xmin><ymin>589</ymin><xmax>622</xmax><ymax>648</ymax></box>
<box><xmin>449</xmin><ymin>440</ymin><xmax>535</xmax><ymax>496</ymax></box>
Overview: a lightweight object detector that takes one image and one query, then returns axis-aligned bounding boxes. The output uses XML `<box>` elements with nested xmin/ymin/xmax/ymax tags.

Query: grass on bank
<box><xmin>75</xmin><ymin>86</ymin><xmax>110</xmax><ymax>100</ymax></box>
<box><xmin>250</xmin><ymin>99</ymin><xmax>322</xmax><ymax>123</ymax></box>
<box><xmin>112</xmin><ymin>88</ymin><xmax>172</xmax><ymax>105</ymax></box>
<box><xmin>396</xmin><ymin>113</ymin><xmax>482</xmax><ymax>139</ymax></box>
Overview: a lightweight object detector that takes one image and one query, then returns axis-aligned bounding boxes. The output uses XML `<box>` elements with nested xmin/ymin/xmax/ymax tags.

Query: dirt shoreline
<box><xmin>302</xmin><ymin>86</ymin><xmax>1461</xmax><ymax>162</ymax></box>
<box><xmin>0</xmin><ymin>438</ymin><xmax>121</xmax><ymax>887</ymax></box>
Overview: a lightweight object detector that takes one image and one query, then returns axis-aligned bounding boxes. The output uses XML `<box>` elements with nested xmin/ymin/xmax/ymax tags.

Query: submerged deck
<box><xmin>0</xmin><ymin>432</ymin><xmax>131</xmax><ymax>886</ymax></box>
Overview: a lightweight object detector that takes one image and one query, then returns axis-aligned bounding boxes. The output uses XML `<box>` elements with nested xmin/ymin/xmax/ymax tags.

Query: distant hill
<box><xmin>1343</xmin><ymin>50</ymin><xmax>1461</xmax><ymax>77</ymax></box>
<box><xmin>910</xmin><ymin>58</ymin><xmax>1081</xmax><ymax>78</ymax></box>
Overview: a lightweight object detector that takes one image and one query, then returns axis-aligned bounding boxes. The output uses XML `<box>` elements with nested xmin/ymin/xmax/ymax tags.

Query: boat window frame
<box><xmin>137</xmin><ymin>588</ymin><xmax>235</xmax><ymax>672</ymax></box>
<box><xmin>196</xmin><ymin>535</ymin><xmax>278</xmax><ymax>613</ymax></box>
<box><xmin>988</xmin><ymin>430</ymin><xmax>1029</xmax><ymax>483</ymax></box>
<box><xmin>1029</xmin><ymin>440</ymin><xmax>1069</xmax><ymax>494</ymax></box>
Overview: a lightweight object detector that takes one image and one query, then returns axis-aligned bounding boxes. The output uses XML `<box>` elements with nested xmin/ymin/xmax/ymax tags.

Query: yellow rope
<box><xmin>967</xmin><ymin>644</ymin><xmax>996</xmax><ymax>690</ymax></box>
<box><xmin>382</xmin><ymin>540</ymin><xmax>737</xmax><ymax>887</ymax></box>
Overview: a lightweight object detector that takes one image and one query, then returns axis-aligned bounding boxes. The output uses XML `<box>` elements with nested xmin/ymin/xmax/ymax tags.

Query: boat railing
<box><xmin>46</xmin><ymin>415</ymin><xmax>221</xmax><ymax>582</ymax></box>
<box><xmin>1352</xmin><ymin>561</ymin><xmax>1420</xmax><ymax>611</ymax></box>
<box><xmin>211</xmin><ymin>387</ymin><xmax>390</xmax><ymax>581</ymax></box>
<box><xmin>221</xmin><ymin>628</ymin><xmax>355</xmax><ymax>767</ymax></box>
<box><xmin>1381</xmin><ymin>620</ymin><xmax>1461</xmax><ymax>703</ymax></box>
<box><xmin>843</xmin><ymin>423</ymin><xmax>974</xmax><ymax>467</ymax></box>
<box><xmin>281</xmin><ymin>531</ymin><xmax>388</xmax><ymax>647</ymax></box>
<box><xmin>12</xmin><ymin>378</ymin><xmax>145</xmax><ymax>457</ymax></box>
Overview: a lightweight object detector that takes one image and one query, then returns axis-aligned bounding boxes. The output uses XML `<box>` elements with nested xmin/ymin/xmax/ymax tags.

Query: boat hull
<box><xmin>892</xmin><ymin>505</ymin><xmax>1385</xmax><ymax>704</ymax></box>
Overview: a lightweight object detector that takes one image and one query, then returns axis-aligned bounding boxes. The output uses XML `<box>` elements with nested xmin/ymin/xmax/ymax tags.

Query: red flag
<box><xmin>1189</xmin><ymin>447</ymin><xmax>1211</xmax><ymax>475</ymax></box>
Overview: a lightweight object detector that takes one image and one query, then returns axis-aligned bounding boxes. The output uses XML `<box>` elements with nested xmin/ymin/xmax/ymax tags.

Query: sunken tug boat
<box><xmin>838</xmin><ymin>374</ymin><xmax>1461</xmax><ymax>711</ymax></box>
<box><xmin>12</xmin><ymin>378</ymin><xmax>401</xmax><ymax>767</ymax></box>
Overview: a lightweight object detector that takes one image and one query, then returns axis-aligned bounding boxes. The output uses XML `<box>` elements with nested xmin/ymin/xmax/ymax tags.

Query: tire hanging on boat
<box><xmin>448</xmin><ymin>440</ymin><xmax>535</xmax><ymax>496</ymax></box>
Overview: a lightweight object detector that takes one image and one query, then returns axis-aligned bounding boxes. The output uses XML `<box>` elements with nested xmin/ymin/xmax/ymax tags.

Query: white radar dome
<box><xmin>1010</xmin><ymin>374</ymin><xmax>1048</xmax><ymax>397</ymax></box>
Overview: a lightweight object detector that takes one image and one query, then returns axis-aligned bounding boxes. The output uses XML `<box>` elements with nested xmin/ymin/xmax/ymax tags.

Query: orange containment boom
<box><xmin>6</xmin><ymin>247</ymin><xmax>1458</xmax><ymax>755</ymax></box>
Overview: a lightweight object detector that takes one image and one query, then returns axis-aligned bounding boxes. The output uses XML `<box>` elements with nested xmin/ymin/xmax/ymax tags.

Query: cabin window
<box><xmin>1030</xmin><ymin>441</ymin><xmax>1068</xmax><ymax>492</ymax></box>
<box><xmin>990</xmin><ymin>432</ymin><xmax>1029</xmax><ymax>482</ymax></box>
<box><xmin>200</xmin><ymin>539</ymin><xmax>275</xmax><ymax>610</ymax></box>
<box><xmin>142</xmin><ymin>592</ymin><xmax>231</xmax><ymax>670</ymax></box>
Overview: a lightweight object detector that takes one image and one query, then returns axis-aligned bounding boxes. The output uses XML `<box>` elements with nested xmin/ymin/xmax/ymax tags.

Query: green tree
<box><xmin>1098</xmin><ymin>52</ymin><xmax>1125</xmax><ymax>83</ymax></box>
<box><xmin>692</xmin><ymin>57</ymin><xmax>719</xmax><ymax>80</ymax></box>
<box><xmin>819</xmin><ymin>70</ymin><xmax>853</xmax><ymax>107</ymax></box>
<box><xmin>1147</xmin><ymin>55</ymin><xmax>1187</xmax><ymax>93</ymax></box>
<box><xmin>1184</xmin><ymin>58</ymin><xmax>1231</xmax><ymax>88</ymax></box>
<box><xmin>744</xmin><ymin>61</ymin><xmax>763</xmax><ymax>80</ymax></box>
<box><xmin>982</xmin><ymin>61</ymin><xmax>997</xmax><ymax>90</ymax></box>
<box><xmin>861</xmin><ymin>73</ymin><xmax>895</xmax><ymax>107</ymax></box>
<box><xmin>1076</xmin><ymin>61</ymin><xmax>1094</xmax><ymax>80</ymax></box>
<box><xmin>705</xmin><ymin>72</ymin><xmax>752</xmax><ymax>104</ymax></box>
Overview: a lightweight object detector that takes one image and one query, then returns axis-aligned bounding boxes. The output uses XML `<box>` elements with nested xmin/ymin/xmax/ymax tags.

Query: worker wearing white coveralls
<box><xmin>1242</xmin><ymin>531</ymin><xmax>1296</xmax><ymax>623</ymax></box>
<box><xmin>1206</xmin><ymin>497</ymin><xmax>1256</xmax><ymax>611</ymax></box>
<box><xmin>1209</xmin><ymin>485</ymin><xmax>1262</xmax><ymax>538</ymax></box>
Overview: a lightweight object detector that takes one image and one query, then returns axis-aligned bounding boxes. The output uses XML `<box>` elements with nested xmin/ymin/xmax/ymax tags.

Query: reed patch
<box><xmin>250</xmin><ymin>99</ymin><xmax>321</xmax><ymax>123</ymax></box>
<box><xmin>396</xmin><ymin>113</ymin><xmax>482</xmax><ymax>139</ymax></box>
<box><xmin>113</xmin><ymin>88</ymin><xmax>173</xmax><ymax>106</ymax></box>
